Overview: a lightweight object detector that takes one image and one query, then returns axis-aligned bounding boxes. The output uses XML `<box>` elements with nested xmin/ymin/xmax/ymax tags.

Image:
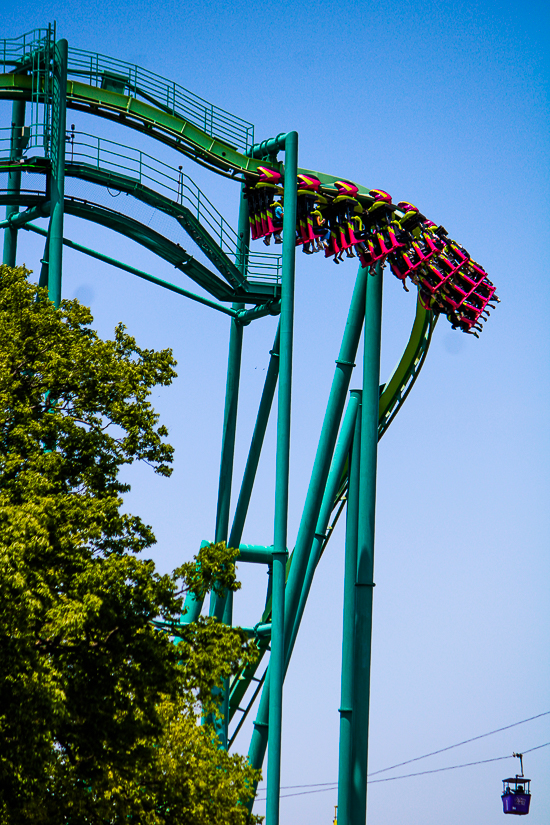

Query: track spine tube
<box><xmin>2</xmin><ymin>99</ymin><xmax>26</xmax><ymax>267</ymax></box>
<box><xmin>267</xmin><ymin>129</ymin><xmax>298</xmax><ymax>825</ymax></box>
<box><xmin>337</xmin><ymin>390</ymin><xmax>362</xmax><ymax>825</ymax></box>
<box><xmin>352</xmin><ymin>262</ymin><xmax>383</xmax><ymax>825</ymax></box>
<box><xmin>248</xmin><ymin>263</ymin><xmax>368</xmax><ymax>778</ymax></box>
<box><xmin>47</xmin><ymin>39</ymin><xmax>68</xmax><ymax>306</ymax></box>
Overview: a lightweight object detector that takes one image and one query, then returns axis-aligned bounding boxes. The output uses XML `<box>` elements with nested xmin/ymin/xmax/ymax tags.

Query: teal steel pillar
<box><xmin>47</xmin><ymin>39</ymin><xmax>68</xmax><ymax>306</ymax></box>
<box><xmin>228</xmin><ymin>323</ymin><xmax>280</xmax><ymax>549</ymax></box>
<box><xmin>290</xmin><ymin>390</ymin><xmax>361</xmax><ymax>663</ymax></box>
<box><xmin>210</xmin><ymin>185</ymin><xmax>248</xmax><ymax>748</ymax></box>
<box><xmin>248</xmin><ymin>264</ymin><xmax>368</xmax><ymax>779</ymax></box>
<box><xmin>351</xmin><ymin>262</ymin><xmax>383</xmax><ymax>825</ymax></box>
<box><xmin>212</xmin><ymin>307</ymin><xmax>243</xmax><ymax>551</ymax></box>
<box><xmin>267</xmin><ymin>130</ymin><xmax>298</xmax><ymax>825</ymax></box>
<box><xmin>212</xmin><ymin>181</ymin><xmax>249</xmax><ymax>574</ymax></box>
<box><xmin>337</xmin><ymin>390</ymin><xmax>362</xmax><ymax>825</ymax></box>
<box><xmin>38</xmin><ymin>233</ymin><xmax>50</xmax><ymax>289</ymax></box>
<box><xmin>2</xmin><ymin>99</ymin><xmax>26</xmax><ymax>267</ymax></box>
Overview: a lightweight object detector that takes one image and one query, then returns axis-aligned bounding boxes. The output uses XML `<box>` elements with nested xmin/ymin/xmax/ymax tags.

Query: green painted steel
<box><xmin>378</xmin><ymin>298</ymin><xmax>436</xmax><ymax>437</ymax></box>
<box><xmin>211</xmin><ymin>189</ymin><xmax>249</xmax><ymax>563</ymax></box>
<box><xmin>236</xmin><ymin>301</ymin><xmax>281</xmax><ymax>324</ymax></box>
<box><xmin>2</xmin><ymin>99</ymin><xmax>26</xmax><ymax>265</ymax></box>
<box><xmin>337</xmin><ymin>390</ymin><xmax>362</xmax><ymax>825</ymax></box>
<box><xmin>0</xmin><ymin>202</ymin><xmax>50</xmax><ymax>229</ymax></box>
<box><xmin>208</xmin><ymin>309</ymin><xmax>243</xmax><ymax>750</ymax></box>
<box><xmin>352</xmin><ymin>263</ymin><xmax>383</xmax><ymax>825</ymax></box>
<box><xmin>209</xmin><ymin>188</ymin><xmax>251</xmax><ymax>747</ymax></box>
<box><xmin>213</xmin><ymin>310</ymin><xmax>244</xmax><ymax>550</ymax></box>
<box><xmin>248</xmin><ymin>264</ymin><xmax>369</xmax><ymax>776</ymax></box>
<box><xmin>0</xmin><ymin>139</ymin><xmax>283</xmax><ymax>298</ymax></box>
<box><xmin>237</xmin><ymin>546</ymin><xmax>276</xmax><ymax>564</ymax></box>
<box><xmin>227</xmin><ymin>298</ymin><xmax>434</xmax><ymax>741</ymax></box>
<box><xmin>21</xmin><ymin>223</ymin><xmax>238</xmax><ymax>317</ymax></box>
<box><xmin>228</xmin><ymin>323</ymin><xmax>280</xmax><ymax>549</ymax></box>
<box><xmin>47</xmin><ymin>39</ymin><xmax>68</xmax><ymax>306</ymax></box>
<box><xmin>267</xmin><ymin>130</ymin><xmax>298</xmax><ymax>825</ymax></box>
<box><xmin>290</xmin><ymin>391</ymin><xmax>361</xmax><ymax>666</ymax></box>
<box><xmin>225</xmin><ymin>326</ymin><xmax>281</xmax><ymax>735</ymax></box>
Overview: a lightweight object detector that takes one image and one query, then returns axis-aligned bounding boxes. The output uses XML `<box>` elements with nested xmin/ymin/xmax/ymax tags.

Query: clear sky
<box><xmin>3</xmin><ymin>1</ymin><xmax>549</xmax><ymax>822</ymax></box>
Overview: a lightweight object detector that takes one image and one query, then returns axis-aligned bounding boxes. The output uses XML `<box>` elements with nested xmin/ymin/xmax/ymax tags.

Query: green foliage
<box><xmin>177</xmin><ymin>541</ymin><xmax>241</xmax><ymax>601</ymax></box>
<box><xmin>0</xmin><ymin>267</ymin><xmax>261</xmax><ymax>824</ymax></box>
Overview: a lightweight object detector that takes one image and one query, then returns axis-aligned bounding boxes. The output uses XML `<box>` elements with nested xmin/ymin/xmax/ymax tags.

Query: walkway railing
<box><xmin>0</xmin><ymin>26</ymin><xmax>54</xmax><ymax>66</ymax></box>
<box><xmin>67</xmin><ymin>49</ymin><xmax>254</xmax><ymax>154</ymax></box>
<box><xmin>0</xmin><ymin>26</ymin><xmax>55</xmax><ymax>153</ymax></box>
<box><xmin>0</xmin><ymin>129</ymin><xmax>280</xmax><ymax>285</ymax></box>
<box><xmin>1</xmin><ymin>27</ymin><xmax>254</xmax><ymax>154</ymax></box>
<box><xmin>66</xmin><ymin>132</ymin><xmax>278</xmax><ymax>282</ymax></box>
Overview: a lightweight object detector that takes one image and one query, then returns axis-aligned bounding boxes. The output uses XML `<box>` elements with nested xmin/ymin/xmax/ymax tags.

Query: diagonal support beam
<box><xmin>22</xmin><ymin>223</ymin><xmax>238</xmax><ymax>317</ymax></box>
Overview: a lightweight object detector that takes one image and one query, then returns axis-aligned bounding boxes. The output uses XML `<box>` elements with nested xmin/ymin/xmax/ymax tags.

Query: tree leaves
<box><xmin>0</xmin><ymin>267</ymin><xmax>261</xmax><ymax>823</ymax></box>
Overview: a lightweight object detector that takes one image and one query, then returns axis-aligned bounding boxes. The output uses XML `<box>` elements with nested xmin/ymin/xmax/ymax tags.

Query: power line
<box><xmin>254</xmin><ymin>742</ymin><xmax>550</xmax><ymax>802</ymax></box>
<box><xmin>369</xmin><ymin>742</ymin><xmax>550</xmax><ymax>784</ymax></box>
<box><xmin>369</xmin><ymin>710</ymin><xmax>550</xmax><ymax>777</ymax></box>
<box><xmin>256</xmin><ymin>710</ymin><xmax>550</xmax><ymax>793</ymax></box>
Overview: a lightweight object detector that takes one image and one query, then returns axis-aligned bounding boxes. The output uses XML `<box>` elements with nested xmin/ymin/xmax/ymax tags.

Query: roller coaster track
<box><xmin>1</xmin><ymin>28</ymin><xmax>441</xmax><ymax>776</ymax></box>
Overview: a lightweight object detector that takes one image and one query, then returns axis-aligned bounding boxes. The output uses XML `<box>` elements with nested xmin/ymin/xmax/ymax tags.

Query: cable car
<box><xmin>502</xmin><ymin>753</ymin><xmax>531</xmax><ymax>815</ymax></box>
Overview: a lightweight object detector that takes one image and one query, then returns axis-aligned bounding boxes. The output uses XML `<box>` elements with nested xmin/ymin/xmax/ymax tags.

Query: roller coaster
<box><xmin>0</xmin><ymin>24</ymin><xmax>498</xmax><ymax>825</ymax></box>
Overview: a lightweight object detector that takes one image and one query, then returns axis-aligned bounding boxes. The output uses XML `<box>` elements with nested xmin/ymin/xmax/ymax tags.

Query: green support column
<box><xmin>38</xmin><ymin>233</ymin><xmax>50</xmax><ymax>289</ymax></box>
<box><xmin>228</xmin><ymin>323</ymin><xmax>280</xmax><ymax>549</ymax></box>
<box><xmin>267</xmin><ymin>130</ymin><xmax>298</xmax><ymax>825</ymax></box>
<box><xmin>212</xmin><ymin>181</ymin><xmax>249</xmax><ymax>590</ymax></box>
<box><xmin>47</xmin><ymin>38</ymin><xmax>68</xmax><ymax>306</ymax></box>
<box><xmin>209</xmin><ymin>185</ymin><xmax>249</xmax><ymax>748</ymax></box>
<box><xmin>248</xmin><ymin>264</ymin><xmax>368</xmax><ymax>780</ymax></box>
<box><xmin>2</xmin><ymin>99</ymin><xmax>26</xmax><ymax>267</ymax></box>
<box><xmin>351</xmin><ymin>262</ymin><xmax>383</xmax><ymax>825</ymax></box>
<box><xmin>213</xmin><ymin>182</ymin><xmax>249</xmax><ymax>553</ymax></box>
<box><xmin>212</xmin><ymin>307</ymin><xmax>243</xmax><ymax>552</ymax></box>
<box><xmin>337</xmin><ymin>390</ymin><xmax>362</xmax><ymax>825</ymax></box>
<box><xmin>290</xmin><ymin>390</ymin><xmax>361</xmax><ymax>663</ymax></box>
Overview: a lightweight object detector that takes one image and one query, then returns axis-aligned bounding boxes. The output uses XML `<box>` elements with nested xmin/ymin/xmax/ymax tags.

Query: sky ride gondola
<box><xmin>502</xmin><ymin>753</ymin><xmax>531</xmax><ymax>816</ymax></box>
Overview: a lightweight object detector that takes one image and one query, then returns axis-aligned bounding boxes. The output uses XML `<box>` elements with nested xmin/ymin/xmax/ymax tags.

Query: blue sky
<box><xmin>3</xmin><ymin>1</ymin><xmax>549</xmax><ymax>822</ymax></box>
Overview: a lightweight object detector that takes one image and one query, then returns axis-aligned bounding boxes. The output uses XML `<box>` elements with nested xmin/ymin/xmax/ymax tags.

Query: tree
<box><xmin>0</xmin><ymin>265</ymin><xmax>261</xmax><ymax>824</ymax></box>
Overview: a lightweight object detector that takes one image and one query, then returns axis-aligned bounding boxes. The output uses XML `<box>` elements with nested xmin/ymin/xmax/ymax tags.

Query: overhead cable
<box><xmin>256</xmin><ymin>710</ymin><xmax>550</xmax><ymax>794</ymax></box>
<box><xmin>255</xmin><ymin>742</ymin><xmax>550</xmax><ymax>802</ymax></box>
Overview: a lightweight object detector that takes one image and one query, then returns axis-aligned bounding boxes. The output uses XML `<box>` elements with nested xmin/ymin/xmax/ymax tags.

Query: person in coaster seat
<box><xmin>331</xmin><ymin>180</ymin><xmax>362</xmax><ymax>262</ymax></box>
<box><xmin>264</xmin><ymin>195</ymin><xmax>284</xmax><ymax>245</ymax></box>
<box><xmin>310</xmin><ymin>206</ymin><xmax>331</xmax><ymax>252</ymax></box>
